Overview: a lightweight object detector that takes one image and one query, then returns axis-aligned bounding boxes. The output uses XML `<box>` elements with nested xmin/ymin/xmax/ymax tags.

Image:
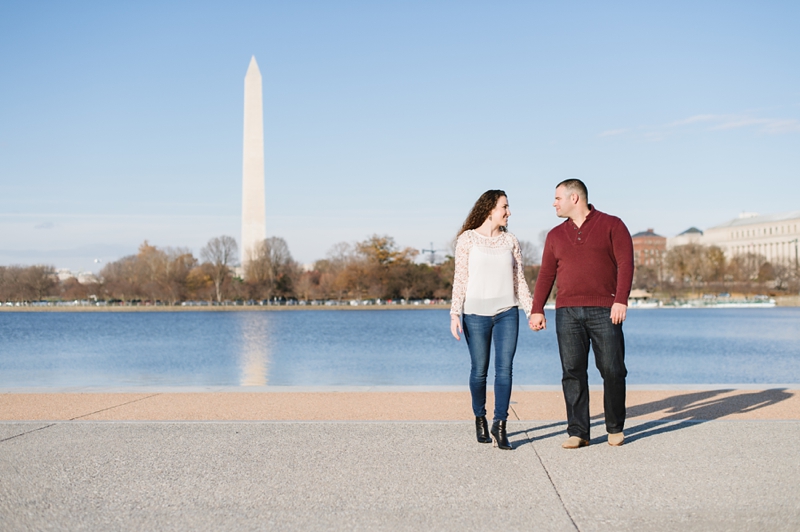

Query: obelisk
<box><xmin>241</xmin><ymin>56</ymin><xmax>266</xmax><ymax>269</ymax></box>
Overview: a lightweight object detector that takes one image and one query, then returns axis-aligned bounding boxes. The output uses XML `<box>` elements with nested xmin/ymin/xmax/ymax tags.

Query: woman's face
<box><xmin>489</xmin><ymin>196</ymin><xmax>510</xmax><ymax>227</ymax></box>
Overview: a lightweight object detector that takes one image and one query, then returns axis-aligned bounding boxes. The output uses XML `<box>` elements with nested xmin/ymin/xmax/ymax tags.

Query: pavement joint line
<box><xmin>521</xmin><ymin>426</ymin><xmax>580</xmax><ymax>532</ymax></box>
<box><xmin>67</xmin><ymin>393</ymin><xmax>162</xmax><ymax>421</ymax></box>
<box><xmin>0</xmin><ymin>423</ymin><xmax>57</xmax><ymax>444</ymax></box>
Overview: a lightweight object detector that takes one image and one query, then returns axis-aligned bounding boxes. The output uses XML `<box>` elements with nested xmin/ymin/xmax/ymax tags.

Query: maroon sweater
<box><xmin>531</xmin><ymin>207</ymin><xmax>634</xmax><ymax>314</ymax></box>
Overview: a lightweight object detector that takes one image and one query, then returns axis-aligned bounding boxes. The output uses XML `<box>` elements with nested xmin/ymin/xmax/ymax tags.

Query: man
<box><xmin>529</xmin><ymin>179</ymin><xmax>633</xmax><ymax>448</ymax></box>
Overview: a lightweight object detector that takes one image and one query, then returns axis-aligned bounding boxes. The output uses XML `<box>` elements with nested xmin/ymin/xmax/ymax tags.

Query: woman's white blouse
<box><xmin>450</xmin><ymin>230</ymin><xmax>533</xmax><ymax>318</ymax></box>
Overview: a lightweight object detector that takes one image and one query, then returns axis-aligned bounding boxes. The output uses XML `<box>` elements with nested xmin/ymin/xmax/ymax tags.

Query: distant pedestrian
<box><xmin>529</xmin><ymin>179</ymin><xmax>633</xmax><ymax>448</ymax></box>
<box><xmin>450</xmin><ymin>189</ymin><xmax>533</xmax><ymax>450</ymax></box>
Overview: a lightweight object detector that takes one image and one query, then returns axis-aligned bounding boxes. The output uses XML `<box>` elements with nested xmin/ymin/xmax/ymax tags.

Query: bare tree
<box><xmin>727</xmin><ymin>253</ymin><xmax>764</xmax><ymax>283</ymax></box>
<box><xmin>245</xmin><ymin>237</ymin><xmax>296</xmax><ymax>300</ymax></box>
<box><xmin>162</xmin><ymin>247</ymin><xmax>196</xmax><ymax>305</ymax></box>
<box><xmin>200</xmin><ymin>236</ymin><xmax>238</xmax><ymax>302</ymax></box>
<box><xmin>0</xmin><ymin>266</ymin><xmax>28</xmax><ymax>302</ymax></box>
<box><xmin>99</xmin><ymin>255</ymin><xmax>139</xmax><ymax>302</ymax></box>
<box><xmin>538</xmin><ymin>229</ymin><xmax>549</xmax><ymax>249</ymax></box>
<box><xmin>320</xmin><ymin>242</ymin><xmax>360</xmax><ymax>301</ymax></box>
<box><xmin>0</xmin><ymin>266</ymin><xmax>16</xmax><ymax>302</ymax></box>
<box><xmin>665</xmin><ymin>244</ymin><xmax>707</xmax><ymax>292</ymax></box>
<box><xmin>518</xmin><ymin>240</ymin><xmax>540</xmax><ymax>266</ymax></box>
<box><xmin>705</xmin><ymin>246</ymin><xmax>726</xmax><ymax>283</ymax></box>
<box><xmin>21</xmin><ymin>265</ymin><xmax>57</xmax><ymax>300</ymax></box>
<box><xmin>770</xmin><ymin>260</ymin><xmax>797</xmax><ymax>291</ymax></box>
<box><xmin>97</xmin><ymin>242</ymin><xmax>197</xmax><ymax>304</ymax></box>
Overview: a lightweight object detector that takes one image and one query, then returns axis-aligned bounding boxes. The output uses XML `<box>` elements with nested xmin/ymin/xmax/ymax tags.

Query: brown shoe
<box><xmin>561</xmin><ymin>436</ymin><xmax>590</xmax><ymax>449</ymax></box>
<box><xmin>608</xmin><ymin>432</ymin><xmax>624</xmax><ymax>446</ymax></box>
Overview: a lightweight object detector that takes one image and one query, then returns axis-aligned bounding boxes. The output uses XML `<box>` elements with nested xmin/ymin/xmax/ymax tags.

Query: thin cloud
<box><xmin>717</xmin><ymin>117</ymin><xmax>800</xmax><ymax>134</ymax></box>
<box><xmin>668</xmin><ymin>114</ymin><xmax>719</xmax><ymax>127</ymax></box>
<box><xmin>676</xmin><ymin>114</ymin><xmax>800</xmax><ymax>135</ymax></box>
<box><xmin>755</xmin><ymin>119</ymin><xmax>800</xmax><ymax>134</ymax></box>
<box><xmin>602</xmin><ymin>110</ymin><xmax>800</xmax><ymax>140</ymax></box>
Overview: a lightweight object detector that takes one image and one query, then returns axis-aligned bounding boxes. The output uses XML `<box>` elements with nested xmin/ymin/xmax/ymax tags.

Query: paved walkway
<box><xmin>2</xmin><ymin>388</ymin><xmax>799</xmax><ymax>531</ymax></box>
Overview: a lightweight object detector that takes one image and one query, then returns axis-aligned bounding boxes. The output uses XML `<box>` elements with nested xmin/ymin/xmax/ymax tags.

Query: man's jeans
<box><xmin>556</xmin><ymin>306</ymin><xmax>627</xmax><ymax>440</ymax></box>
<box><xmin>462</xmin><ymin>307</ymin><xmax>519</xmax><ymax>422</ymax></box>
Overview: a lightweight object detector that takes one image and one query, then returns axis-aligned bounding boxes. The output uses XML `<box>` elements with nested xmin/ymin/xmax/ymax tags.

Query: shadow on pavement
<box><xmin>511</xmin><ymin>389</ymin><xmax>794</xmax><ymax>448</ymax></box>
<box><xmin>620</xmin><ymin>388</ymin><xmax>794</xmax><ymax>443</ymax></box>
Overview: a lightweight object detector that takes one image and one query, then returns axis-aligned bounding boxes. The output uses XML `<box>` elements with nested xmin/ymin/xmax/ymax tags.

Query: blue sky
<box><xmin>1</xmin><ymin>1</ymin><xmax>798</xmax><ymax>272</ymax></box>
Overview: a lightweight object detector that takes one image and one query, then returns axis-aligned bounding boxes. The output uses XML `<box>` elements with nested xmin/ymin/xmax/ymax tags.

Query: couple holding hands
<box><xmin>450</xmin><ymin>179</ymin><xmax>633</xmax><ymax>450</ymax></box>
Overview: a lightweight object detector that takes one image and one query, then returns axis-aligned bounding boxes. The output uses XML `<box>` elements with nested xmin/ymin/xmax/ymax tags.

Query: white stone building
<box><xmin>669</xmin><ymin>211</ymin><xmax>800</xmax><ymax>265</ymax></box>
<box><xmin>666</xmin><ymin>227</ymin><xmax>703</xmax><ymax>249</ymax></box>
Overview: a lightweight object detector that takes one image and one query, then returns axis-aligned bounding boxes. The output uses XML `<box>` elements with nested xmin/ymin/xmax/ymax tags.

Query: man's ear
<box><xmin>570</xmin><ymin>193</ymin><xmax>580</xmax><ymax>205</ymax></box>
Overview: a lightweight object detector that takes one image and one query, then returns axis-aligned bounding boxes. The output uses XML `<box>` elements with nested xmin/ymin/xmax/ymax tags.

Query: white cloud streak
<box><xmin>600</xmin><ymin>110</ymin><xmax>800</xmax><ymax>140</ymax></box>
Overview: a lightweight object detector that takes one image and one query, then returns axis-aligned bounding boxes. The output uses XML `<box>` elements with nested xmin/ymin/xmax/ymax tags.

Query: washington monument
<box><xmin>241</xmin><ymin>56</ymin><xmax>266</xmax><ymax>268</ymax></box>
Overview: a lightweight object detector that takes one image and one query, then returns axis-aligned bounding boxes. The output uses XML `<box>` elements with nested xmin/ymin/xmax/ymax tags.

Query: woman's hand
<box><xmin>450</xmin><ymin>315</ymin><xmax>462</xmax><ymax>340</ymax></box>
<box><xmin>529</xmin><ymin>313</ymin><xmax>546</xmax><ymax>331</ymax></box>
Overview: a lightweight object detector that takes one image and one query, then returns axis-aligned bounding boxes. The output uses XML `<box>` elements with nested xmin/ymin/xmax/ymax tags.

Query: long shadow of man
<box><xmin>610</xmin><ymin>388</ymin><xmax>793</xmax><ymax>443</ymax></box>
<box><xmin>511</xmin><ymin>388</ymin><xmax>794</xmax><ymax>446</ymax></box>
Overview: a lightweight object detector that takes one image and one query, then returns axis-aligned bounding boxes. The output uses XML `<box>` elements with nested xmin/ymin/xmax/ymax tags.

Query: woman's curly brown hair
<box><xmin>457</xmin><ymin>189</ymin><xmax>507</xmax><ymax>237</ymax></box>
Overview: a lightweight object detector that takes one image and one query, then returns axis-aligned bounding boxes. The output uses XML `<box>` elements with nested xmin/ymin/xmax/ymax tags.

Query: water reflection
<box><xmin>1</xmin><ymin>308</ymin><xmax>799</xmax><ymax>388</ymax></box>
<box><xmin>237</xmin><ymin>313</ymin><xmax>271</xmax><ymax>386</ymax></box>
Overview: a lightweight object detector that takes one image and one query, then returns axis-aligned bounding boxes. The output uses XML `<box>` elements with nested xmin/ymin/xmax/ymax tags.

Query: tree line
<box><xmin>0</xmin><ymin>234</ymin><xmax>540</xmax><ymax>305</ymax></box>
<box><xmin>634</xmin><ymin>243</ymin><xmax>799</xmax><ymax>297</ymax></box>
<box><xmin>1</xmin><ymin>237</ymin><xmax>795</xmax><ymax>304</ymax></box>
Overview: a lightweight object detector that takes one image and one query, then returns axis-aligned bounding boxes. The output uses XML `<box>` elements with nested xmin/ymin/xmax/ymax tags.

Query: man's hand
<box><xmin>610</xmin><ymin>303</ymin><xmax>627</xmax><ymax>325</ymax></box>
<box><xmin>529</xmin><ymin>313</ymin><xmax>546</xmax><ymax>331</ymax></box>
<box><xmin>450</xmin><ymin>315</ymin><xmax>462</xmax><ymax>340</ymax></box>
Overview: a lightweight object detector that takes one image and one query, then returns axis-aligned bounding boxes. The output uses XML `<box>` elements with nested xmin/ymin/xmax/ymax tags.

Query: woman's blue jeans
<box><xmin>462</xmin><ymin>307</ymin><xmax>519</xmax><ymax>422</ymax></box>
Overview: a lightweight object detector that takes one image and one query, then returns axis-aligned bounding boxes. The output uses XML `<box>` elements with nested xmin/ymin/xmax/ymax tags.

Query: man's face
<box><xmin>553</xmin><ymin>185</ymin><xmax>575</xmax><ymax>219</ymax></box>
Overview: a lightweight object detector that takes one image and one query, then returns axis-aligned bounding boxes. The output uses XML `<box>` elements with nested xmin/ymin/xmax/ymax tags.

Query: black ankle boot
<box><xmin>490</xmin><ymin>420</ymin><xmax>512</xmax><ymax>450</ymax></box>
<box><xmin>475</xmin><ymin>416</ymin><xmax>491</xmax><ymax>443</ymax></box>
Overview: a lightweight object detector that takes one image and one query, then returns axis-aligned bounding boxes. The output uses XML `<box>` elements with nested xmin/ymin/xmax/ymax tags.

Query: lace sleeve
<box><xmin>450</xmin><ymin>232</ymin><xmax>471</xmax><ymax>316</ymax></box>
<box><xmin>511</xmin><ymin>234</ymin><xmax>533</xmax><ymax>318</ymax></box>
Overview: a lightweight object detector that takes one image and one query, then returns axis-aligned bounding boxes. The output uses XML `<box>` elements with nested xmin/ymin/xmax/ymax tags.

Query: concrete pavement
<box><xmin>2</xmin><ymin>388</ymin><xmax>799</xmax><ymax>531</ymax></box>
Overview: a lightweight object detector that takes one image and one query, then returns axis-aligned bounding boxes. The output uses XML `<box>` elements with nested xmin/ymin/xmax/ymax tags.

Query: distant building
<box><xmin>666</xmin><ymin>212</ymin><xmax>800</xmax><ymax>264</ymax></box>
<box><xmin>56</xmin><ymin>269</ymin><xmax>74</xmax><ymax>282</ymax></box>
<box><xmin>703</xmin><ymin>211</ymin><xmax>800</xmax><ymax>264</ymax></box>
<box><xmin>55</xmin><ymin>269</ymin><xmax>99</xmax><ymax>284</ymax></box>
<box><xmin>631</xmin><ymin>228</ymin><xmax>666</xmax><ymax>268</ymax></box>
<box><xmin>666</xmin><ymin>227</ymin><xmax>703</xmax><ymax>249</ymax></box>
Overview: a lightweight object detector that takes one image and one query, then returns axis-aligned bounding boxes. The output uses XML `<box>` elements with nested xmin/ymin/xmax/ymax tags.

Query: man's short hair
<box><xmin>557</xmin><ymin>178</ymin><xmax>588</xmax><ymax>203</ymax></box>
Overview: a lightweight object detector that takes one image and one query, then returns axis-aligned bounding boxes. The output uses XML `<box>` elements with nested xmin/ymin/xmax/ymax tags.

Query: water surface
<box><xmin>1</xmin><ymin>308</ymin><xmax>798</xmax><ymax>387</ymax></box>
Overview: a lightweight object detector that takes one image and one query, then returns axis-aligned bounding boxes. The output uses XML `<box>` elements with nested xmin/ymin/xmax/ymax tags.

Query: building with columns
<box><xmin>668</xmin><ymin>211</ymin><xmax>800</xmax><ymax>266</ymax></box>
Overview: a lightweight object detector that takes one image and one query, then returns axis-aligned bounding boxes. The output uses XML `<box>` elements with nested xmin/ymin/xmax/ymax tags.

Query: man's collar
<box><xmin>565</xmin><ymin>204</ymin><xmax>595</xmax><ymax>228</ymax></box>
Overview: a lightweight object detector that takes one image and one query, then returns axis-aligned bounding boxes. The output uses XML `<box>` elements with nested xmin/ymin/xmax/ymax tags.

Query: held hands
<box><xmin>450</xmin><ymin>315</ymin><xmax>462</xmax><ymax>340</ymax></box>
<box><xmin>610</xmin><ymin>303</ymin><xmax>627</xmax><ymax>325</ymax></box>
<box><xmin>456</xmin><ymin>305</ymin><xmax>623</xmax><ymax>338</ymax></box>
<box><xmin>529</xmin><ymin>313</ymin><xmax>546</xmax><ymax>331</ymax></box>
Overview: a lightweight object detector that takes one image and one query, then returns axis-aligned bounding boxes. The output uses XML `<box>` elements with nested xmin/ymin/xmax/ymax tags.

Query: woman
<box><xmin>450</xmin><ymin>189</ymin><xmax>533</xmax><ymax>450</ymax></box>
